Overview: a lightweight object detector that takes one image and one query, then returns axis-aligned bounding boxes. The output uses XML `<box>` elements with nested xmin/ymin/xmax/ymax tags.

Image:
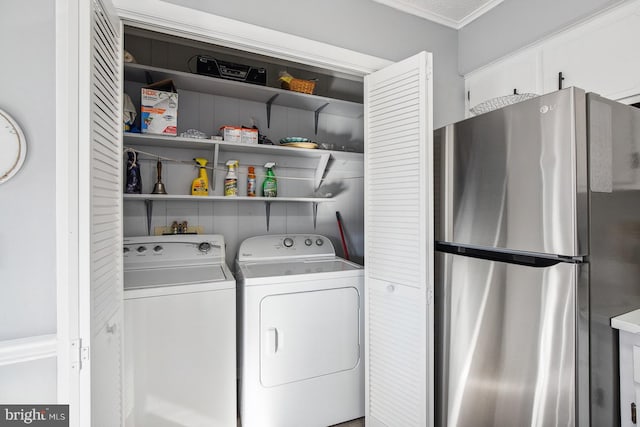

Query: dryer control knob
<box><xmin>198</xmin><ymin>242</ymin><xmax>211</xmax><ymax>253</ymax></box>
<box><xmin>153</xmin><ymin>245</ymin><xmax>163</xmax><ymax>253</ymax></box>
<box><xmin>304</xmin><ymin>238</ymin><xmax>313</xmax><ymax>246</ymax></box>
<box><xmin>136</xmin><ymin>246</ymin><xmax>147</xmax><ymax>253</ymax></box>
<box><xmin>283</xmin><ymin>237</ymin><xmax>294</xmax><ymax>248</ymax></box>
<box><xmin>123</xmin><ymin>247</ymin><xmax>130</xmax><ymax>254</ymax></box>
<box><xmin>315</xmin><ymin>238</ymin><xmax>324</xmax><ymax>246</ymax></box>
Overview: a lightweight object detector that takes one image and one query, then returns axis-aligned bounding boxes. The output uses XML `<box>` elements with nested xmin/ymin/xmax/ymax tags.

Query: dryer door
<box><xmin>260</xmin><ymin>286</ymin><xmax>360</xmax><ymax>387</ymax></box>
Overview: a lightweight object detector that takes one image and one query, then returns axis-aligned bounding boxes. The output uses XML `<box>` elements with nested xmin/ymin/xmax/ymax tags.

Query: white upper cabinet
<box><xmin>464</xmin><ymin>0</ymin><xmax>640</xmax><ymax>115</ymax></box>
<box><xmin>465</xmin><ymin>49</ymin><xmax>542</xmax><ymax>117</ymax></box>
<box><xmin>542</xmin><ymin>2</ymin><xmax>640</xmax><ymax>100</ymax></box>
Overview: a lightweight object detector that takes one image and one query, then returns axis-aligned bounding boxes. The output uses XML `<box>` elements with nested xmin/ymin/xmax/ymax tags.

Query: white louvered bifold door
<box><xmin>364</xmin><ymin>52</ymin><xmax>434</xmax><ymax>427</ymax></box>
<box><xmin>78</xmin><ymin>0</ymin><xmax>123</xmax><ymax>425</ymax></box>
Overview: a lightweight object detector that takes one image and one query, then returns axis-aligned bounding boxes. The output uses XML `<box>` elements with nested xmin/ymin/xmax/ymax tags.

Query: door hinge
<box><xmin>70</xmin><ymin>339</ymin><xmax>90</xmax><ymax>371</ymax></box>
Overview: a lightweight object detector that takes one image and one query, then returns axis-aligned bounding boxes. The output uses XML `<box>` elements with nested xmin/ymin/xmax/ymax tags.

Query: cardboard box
<box><xmin>141</xmin><ymin>83</ymin><xmax>178</xmax><ymax>136</ymax></box>
<box><xmin>241</xmin><ymin>128</ymin><xmax>258</xmax><ymax>144</ymax></box>
<box><xmin>220</xmin><ymin>126</ymin><xmax>241</xmax><ymax>143</ymax></box>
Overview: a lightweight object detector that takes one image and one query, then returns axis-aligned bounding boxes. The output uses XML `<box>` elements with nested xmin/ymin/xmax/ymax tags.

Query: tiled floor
<box><xmin>240</xmin><ymin>416</ymin><xmax>365</xmax><ymax>426</ymax></box>
<box><xmin>331</xmin><ymin>418</ymin><xmax>365</xmax><ymax>427</ymax></box>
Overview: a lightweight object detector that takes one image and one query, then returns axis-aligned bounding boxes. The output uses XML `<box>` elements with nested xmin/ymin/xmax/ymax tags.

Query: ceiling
<box><xmin>372</xmin><ymin>0</ymin><xmax>504</xmax><ymax>29</ymax></box>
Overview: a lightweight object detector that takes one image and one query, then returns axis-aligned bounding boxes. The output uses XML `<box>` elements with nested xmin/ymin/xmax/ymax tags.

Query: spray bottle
<box><xmin>247</xmin><ymin>166</ymin><xmax>257</xmax><ymax>197</ymax></box>
<box><xmin>191</xmin><ymin>158</ymin><xmax>209</xmax><ymax>196</ymax></box>
<box><xmin>224</xmin><ymin>160</ymin><xmax>239</xmax><ymax>196</ymax></box>
<box><xmin>262</xmin><ymin>162</ymin><xmax>277</xmax><ymax>197</ymax></box>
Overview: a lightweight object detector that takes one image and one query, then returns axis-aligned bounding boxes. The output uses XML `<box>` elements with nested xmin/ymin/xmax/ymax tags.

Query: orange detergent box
<box><xmin>241</xmin><ymin>127</ymin><xmax>258</xmax><ymax>144</ymax></box>
<box><xmin>220</xmin><ymin>126</ymin><xmax>242</xmax><ymax>143</ymax></box>
<box><xmin>141</xmin><ymin>87</ymin><xmax>178</xmax><ymax>135</ymax></box>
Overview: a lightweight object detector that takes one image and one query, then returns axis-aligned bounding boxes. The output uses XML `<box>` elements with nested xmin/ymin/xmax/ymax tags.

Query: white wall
<box><xmin>162</xmin><ymin>0</ymin><xmax>463</xmax><ymax>129</ymax></box>
<box><xmin>0</xmin><ymin>0</ymin><xmax>57</xmax><ymax>402</ymax></box>
<box><xmin>458</xmin><ymin>0</ymin><xmax>624</xmax><ymax>74</ymax></box>
<box><xmin>0</xmin><ymin>358</ymin><xmax>57</xmax><ymax>403</ymax></box>
<box><xmin>0</xmin><ymin>2</ymin><xmax>57</xmax><ymax>343</ymax></box>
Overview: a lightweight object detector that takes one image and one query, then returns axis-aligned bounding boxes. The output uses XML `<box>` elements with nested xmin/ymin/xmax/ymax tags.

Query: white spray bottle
<box><xmin>224</xmin><ymin>160</ymin><xmax>239</xmax><ymax>196</ymax></box>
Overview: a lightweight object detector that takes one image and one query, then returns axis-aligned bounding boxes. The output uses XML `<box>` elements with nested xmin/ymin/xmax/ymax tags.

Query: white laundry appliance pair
<box><xmin>123</xmin><ymin>234</ymin><xmax>236</xmax><ymax>427</ymax></box>
<box><xmin>236</xmin><ymin>234</ymin><xmax>365</xmax><ymax>427</ymax></box>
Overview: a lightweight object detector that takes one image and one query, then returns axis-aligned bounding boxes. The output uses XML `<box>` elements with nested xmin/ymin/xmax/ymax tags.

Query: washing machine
<box><xmin>236</xmin><ymin>234</ymin><xmax>364</xmax><ymax>427</ymax></box>
<box><xmin>123</xmin><ymin>234</ymin><xmax>236</xmax><ymax>427</ymax></box>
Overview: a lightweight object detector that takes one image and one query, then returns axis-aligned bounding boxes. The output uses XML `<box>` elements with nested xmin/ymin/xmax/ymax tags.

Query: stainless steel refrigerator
<box><xmin>434</xmin><ymin>87</ymin><xmax>640</xmax><ymax>427</ymax></box>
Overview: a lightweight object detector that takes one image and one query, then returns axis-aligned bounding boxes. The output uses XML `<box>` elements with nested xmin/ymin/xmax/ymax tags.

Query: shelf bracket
<box><xmin>211</xmin><ymin>144</ymin><xmax>219</xmax><ymax>191</ymax></box>
<box><xmin>314</xmin><ymin>153</ymin><xmax>331</xmax><ymax>191</ymax></box>
<box><xmin>312</xmin><ymin>202</ymin><xmax>318</xmax><ymax>230</ymax></box>
<box><xmin>145</xmin><ymin>199</ymin><xmax>153</xmax><ymax>236</ymax></box>
<box><xmin>314</xmin><ymin>103</ymin><xmax>329</xmax><ymax>134</ymax></box>
<box><xmin>265</xmin><ymin>201</ymin><xmax>271</xmax><ymax>231</ymax></box>
<box><xmin>144</xmin><ymin>71</ymin><xmax>154</xmax><ymax>85</ymax></box>
<box><xmin>266</xmin><ymin>94</ymin><xmax>279</xmax><ymax>129</ymax></box>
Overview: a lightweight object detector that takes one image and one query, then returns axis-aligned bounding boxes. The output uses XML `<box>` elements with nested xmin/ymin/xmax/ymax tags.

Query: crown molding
<box><xmin>373</xmin><ymin>0</ymin><xmax>504</xmax><ymax>29</ymax></box>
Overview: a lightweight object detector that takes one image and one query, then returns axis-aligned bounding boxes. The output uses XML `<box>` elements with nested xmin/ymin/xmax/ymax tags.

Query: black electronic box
<box><xmin>196</xmin><ymin>56</ymin><xmax>267</xmax><ymax>86</ymax></box>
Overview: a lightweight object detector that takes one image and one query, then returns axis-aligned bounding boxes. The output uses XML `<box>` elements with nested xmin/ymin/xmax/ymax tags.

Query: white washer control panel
<box><xmin>237</xmin><ymin>234</ymin><xmax>335</xmax><ymax>262</ymax></box>
<box><xmin>124</xmin><ymin>234</ymin><xmax>226</xmax><ymax>269</ymax></box>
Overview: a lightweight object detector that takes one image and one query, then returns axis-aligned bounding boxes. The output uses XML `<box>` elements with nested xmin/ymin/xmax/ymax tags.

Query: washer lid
<box><xmin>124</xmin><ymin>264</ymin><xmax>228</xmax><ymax>290</ymax></box>
<box><xmin>239</xmin><ymin>258</ymin><xmax>361</xmax><ymax>279</ymax></box>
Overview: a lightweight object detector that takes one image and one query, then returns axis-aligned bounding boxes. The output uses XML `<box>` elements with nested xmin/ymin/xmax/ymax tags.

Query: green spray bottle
<box><xmin>262</xmin><ymin>162</ymin><xmax>277</xmax><ymax>197</ymax></box>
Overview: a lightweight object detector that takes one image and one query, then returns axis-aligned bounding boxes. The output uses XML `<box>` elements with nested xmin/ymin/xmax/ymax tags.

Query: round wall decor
<box><xmin>0</xmin><ymin>109</ymin><xmax>27</xmax><ymax>184</ymax></box>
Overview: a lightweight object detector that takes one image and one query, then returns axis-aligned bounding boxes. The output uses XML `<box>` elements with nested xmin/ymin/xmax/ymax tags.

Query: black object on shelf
<box><xmin>125</xmin><ymin>151</ymin><xmax>142</xmax><ymax>194</ymax></box>
<box><xmin>196</xmin><ymin>55</ymin><xmax>267</xmax><ymax>86</ymax></box>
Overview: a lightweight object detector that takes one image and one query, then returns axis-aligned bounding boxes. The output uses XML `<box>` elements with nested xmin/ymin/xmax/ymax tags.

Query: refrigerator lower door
<box><xmin>436</xmin><ymin>251</ymin><xmax>588</xmax><ymax>427</ymax></box>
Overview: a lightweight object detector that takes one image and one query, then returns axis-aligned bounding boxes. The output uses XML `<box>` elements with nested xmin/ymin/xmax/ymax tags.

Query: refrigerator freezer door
<box><xmin>435</xmin><ymin>252</ymin><xmax>589</xmax><ymax>427</ymax></box>
<box><xmin>434</xmin><ymin>87</ymin><xmax>588</xmax><ymax>257</ymax></box>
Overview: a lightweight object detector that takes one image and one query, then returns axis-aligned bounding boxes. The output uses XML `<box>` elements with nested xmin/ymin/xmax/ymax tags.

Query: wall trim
<box><xmin>0</xmin><ymin>335</ymin><xmax>57</xmax><ymax>367</ymax></box>
<box><xmin>111</xmin><ymin>0</ymin><xmax>392</xmax><ymax>77</ymax></box>
<box><xmin>618</xmin><ymin>93</ymin><xmax>640</xmax><ymax>105</ymax></box>
<box><xmin>55</xmin><ymin>0</ymin><xmax>79</xmax><ymax>409</ymax></box>
<box><xmin>458</xmin><ymin>0</ymin><xmax>505</xmax><ymax>28</ymax></box>
<box><xmin>373</xmin><ymin>0</ymin><xmax>504</xmax><ymax>29</ymax></box>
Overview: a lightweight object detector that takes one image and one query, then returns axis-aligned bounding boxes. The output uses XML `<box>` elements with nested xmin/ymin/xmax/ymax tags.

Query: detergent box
<box><xmin>241</xmin><ymin>127</ymin><xmax>258</xmax><ymax>144</ymax></box>
<box><xmin>219</xmin><ymin>126</ymin><xmax>242</xmax><ymax>143</ymax></box>
<box><xmin>141</xmin><ymin>80</ymin><xmax>178</xmax><ymax>136</ymax></box>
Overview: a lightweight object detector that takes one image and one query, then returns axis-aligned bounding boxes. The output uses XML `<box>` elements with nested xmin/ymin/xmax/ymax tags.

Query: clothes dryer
<box><xmin>236</xmin><ymin>234</ymin><xmax>364</xmax><ymax>427</ymax></box>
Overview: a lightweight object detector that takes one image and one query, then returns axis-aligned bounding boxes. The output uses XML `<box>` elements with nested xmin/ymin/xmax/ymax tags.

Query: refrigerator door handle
<box><xmin>435</xmin><ymin>241</ymin><xmax>584</xmax><ymax>267</ymax></box>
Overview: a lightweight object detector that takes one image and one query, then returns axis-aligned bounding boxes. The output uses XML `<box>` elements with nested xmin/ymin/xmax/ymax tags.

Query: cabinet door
<box><xmin>542</xmin><ymin>3</ymin><xmax>640</xmax><ymax>100</ymax></box>
<box><xmin>77</xmin><ymin>0</ymin><xmax>124</xmax><ymax>425</ymax></box>
<box><xmin>364</xmin><ymin>51</ymin><xmax>433</xmax><ymax>427</ymax></box>
<box><xmin>465</xmin><ymin>49</ymin><xmax>542</xmax><ymax>116</ymax></box>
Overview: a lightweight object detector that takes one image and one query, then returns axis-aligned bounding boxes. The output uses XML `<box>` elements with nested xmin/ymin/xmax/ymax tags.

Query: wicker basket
<box><xmin>281</xmin><ymin>78</ymin><xmax>316</xmax><ymax>94</ymax></box>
